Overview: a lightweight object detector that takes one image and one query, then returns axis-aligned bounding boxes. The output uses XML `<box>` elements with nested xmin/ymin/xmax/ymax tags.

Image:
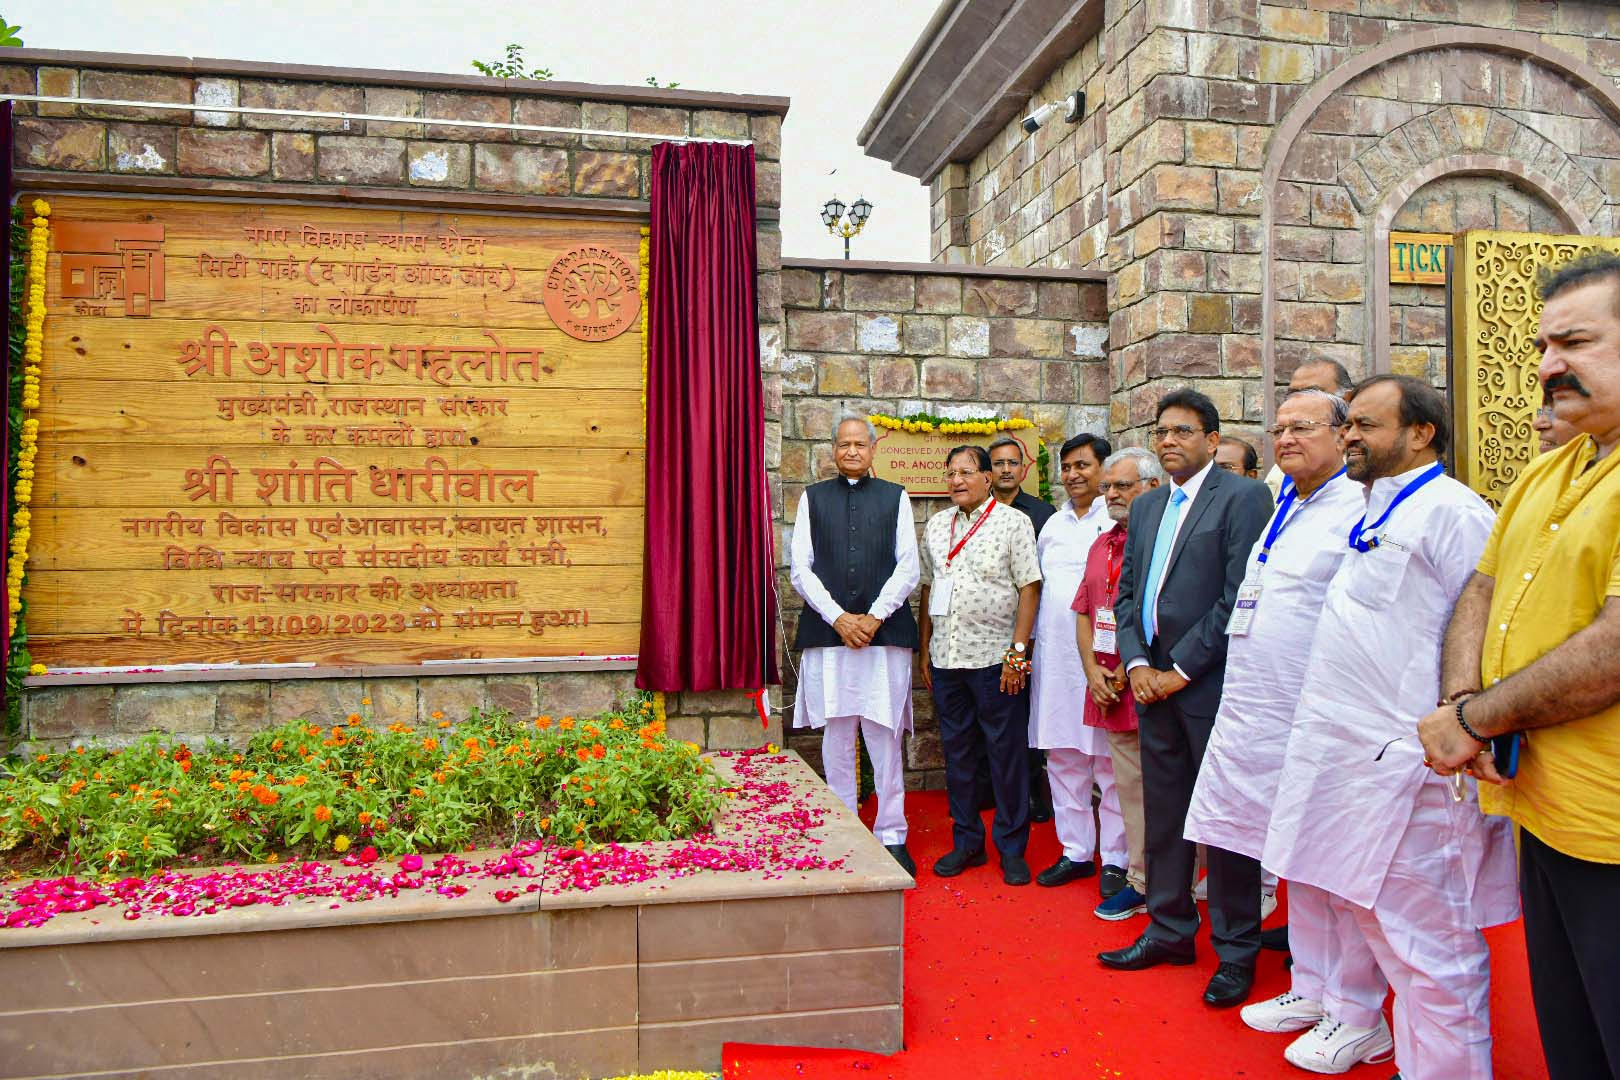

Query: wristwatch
<box><xmin>1012</xmin><ymin>642</ymin><xmax>1026</xmax><ymax>653</ymax></box>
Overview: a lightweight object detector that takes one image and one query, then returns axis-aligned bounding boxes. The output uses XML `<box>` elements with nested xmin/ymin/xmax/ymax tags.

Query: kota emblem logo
<box><xmin>57</xmin><ymin>221</ymin><xmax>167</xmax><ymax>317</ymax></box>
<box><xmin>542</xmin><ymin>244</ymin><xmax>640</xmax><ymax>341</ymax></box>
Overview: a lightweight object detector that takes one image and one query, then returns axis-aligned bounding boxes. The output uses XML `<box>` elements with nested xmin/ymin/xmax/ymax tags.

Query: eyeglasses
<box><xmin>1097</xmin><ymin>480</ymin><xmax>1141</xmax><ymax>493</ymax></box>
<box><xmin>1266</xmin><ymin>420</ymin><xmax>1338</xmax><ymax>440</ymax></box>
<box><xmin>944</xmin><ymin>469</ymin><xmax>986</xmax><ymax>481</ymax></box>
<box><xmin>1151</xmin><ymin>424</ymin><xmax>1203</xmax><ymax>441</ymax></box>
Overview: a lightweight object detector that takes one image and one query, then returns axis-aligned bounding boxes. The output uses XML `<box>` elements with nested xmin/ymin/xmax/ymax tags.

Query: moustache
<box><xmin>1543</xmin><ymin>372</ymin><xmax>1592</xmax><ymax>398</ymax></box>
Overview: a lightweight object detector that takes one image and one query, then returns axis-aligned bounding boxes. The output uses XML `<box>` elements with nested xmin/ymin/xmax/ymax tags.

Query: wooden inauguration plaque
<box><xmin>26</xmin><ymin>195</ymin><xmax>645</xmax><ymax>670</ymax></box>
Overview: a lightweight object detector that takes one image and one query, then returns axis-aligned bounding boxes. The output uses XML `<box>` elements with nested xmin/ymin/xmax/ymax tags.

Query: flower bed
<box><xmin>0</xmin><ymin>693</ymin><xmax>722</xmax><ymax>879</ymax></box>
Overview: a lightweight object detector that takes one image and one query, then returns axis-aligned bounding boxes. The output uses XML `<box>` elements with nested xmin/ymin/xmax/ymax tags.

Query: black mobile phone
<box><xmin>1491</xmin><ymin>733</ymin><xmax>1521</xmax><ymax>779</ymax></box>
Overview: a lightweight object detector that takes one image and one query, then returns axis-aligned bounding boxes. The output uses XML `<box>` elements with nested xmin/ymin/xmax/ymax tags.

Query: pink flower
<box><xmin>358</xmin><ymin>846</ymin><xmax>379</xmax><ymax>865</ymax></box>
<box><xmin>399</xmin><ymin>853</ymin><xmax>423</xmax><ymax>872</ymax></box>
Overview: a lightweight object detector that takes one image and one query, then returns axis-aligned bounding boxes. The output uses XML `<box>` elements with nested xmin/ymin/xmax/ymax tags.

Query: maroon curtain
<box><xmin>637</xmin><ymin>142</ymin><xmax>778</xmax><ymax>692</ymax></box>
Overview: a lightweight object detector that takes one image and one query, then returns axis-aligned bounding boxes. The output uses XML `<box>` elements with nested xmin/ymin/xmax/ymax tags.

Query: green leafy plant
<box><xmin>471</xmin><ymin>44</ymin><xmax>553</xmax><ymax>81</ymax></box>
<box><xmin>0</xmin><ymin>693</ymin><xmax>725</xmax><ymax>877</ymax></box>
<box><xmin>0</xmin><ymin>19</ymin><xmax>21</xmax><ymax>48</ymax></box>
<box><xmin>645</xmin><ymin>76</ymin><xmax>680</xmax><ymax>89</ymax></box>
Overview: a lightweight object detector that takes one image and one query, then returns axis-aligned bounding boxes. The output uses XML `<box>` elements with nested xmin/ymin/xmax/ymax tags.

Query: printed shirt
<box><xmin>1476</xmin><ymin>435</ymin><xmax>1620</xmax><ymax>864</ymax></box>
<box><xmin>919</xmin><ymin>497</ymin><xmax>1042</xmax><ymax>670</ymax></box>
<box><xmin>1070</xmin><ymin>522</ymin><xmax>1136</xmax><ymax>732</ymax></box>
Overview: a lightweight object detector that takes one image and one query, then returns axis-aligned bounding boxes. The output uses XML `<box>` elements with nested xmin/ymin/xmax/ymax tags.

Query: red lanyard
<box><xmin>1104</xmin><ymin>529</ymin><xmax>1126</xmax><ymax>601</ymax></box>
<box><xmin>947</xmin><ymin>498</ymin><xmax>996</xmax><ymax>567</ymax></box>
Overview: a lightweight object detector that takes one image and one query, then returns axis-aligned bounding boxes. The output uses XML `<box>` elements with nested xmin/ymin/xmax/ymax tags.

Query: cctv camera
<box><xmin>1021</xmin><ymin>91</ymin><xmax>1086</xmax><ymax>134</ymax></box>
<box><xmin>1021</xmin><ymin>102</ymin><xmax>1060</xmax><ymax>134</ymax></box>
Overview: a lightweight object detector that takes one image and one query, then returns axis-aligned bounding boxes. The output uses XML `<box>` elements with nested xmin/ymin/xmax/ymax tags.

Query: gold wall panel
<box><xmin>1450</xmin><ymin>230</ymin><xmax>1620</xmax><ymax>507</ymax></box>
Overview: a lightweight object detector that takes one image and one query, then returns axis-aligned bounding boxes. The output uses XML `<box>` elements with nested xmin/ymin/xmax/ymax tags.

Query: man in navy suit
<box><xmin>1097</xmin><ymin>388</ymin><xmax>1274</xmax><ymax>1009</ymax></box>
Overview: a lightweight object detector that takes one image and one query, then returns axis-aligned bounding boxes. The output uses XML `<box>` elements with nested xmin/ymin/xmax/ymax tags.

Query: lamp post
<box><xmin>821</xmin><ymin>195</ymin><xmax>873</xmax><ymax>260</ymax></box>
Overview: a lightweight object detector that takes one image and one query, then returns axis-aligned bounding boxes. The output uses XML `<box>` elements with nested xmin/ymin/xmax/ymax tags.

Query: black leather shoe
<box><xmin>1261</xmin><ymin>924</ymin><xmax>1290</xmax><ymax>952</ymax></box>
<box><xmin>885</xmin><ymin>844</ymin><xmax>916</xmax><ymax>877</ymax></box>
<box><xmin>1098</xmin><ymin>934</ymin><xmax>1195</xmax><ymax>970</ymax></box>
<box><xmin>1001</xmin><ymin>854</ymin><xmax>1032</xmax><ymax>886</ymax></box>
<box><xmin>933</xmin><ymin>847</ymin><xmax>988</xmax><ymax>877</ymax></box>
<box><xmin>1029</xmin><ymin>798</ymin><xmax>1053</xmax><ymax>824</ymax></box>
<box><xmin>1099</xmin><ymin>864</ymin><xmax>1127</xmax><ymax>899</ymax></box>
<box><xmin>1036</xmin><ymin>856</ymin><xmax>1096</xmax><ymax>887</ymax></box>
<box><xmin>1202</xmin><ymin>961</ymin><xmax>1255</xmax><ymax>1008</ymax></box>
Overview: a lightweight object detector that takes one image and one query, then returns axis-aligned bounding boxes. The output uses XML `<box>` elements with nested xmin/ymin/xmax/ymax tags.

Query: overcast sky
<box><xmin>21</xmin><ymin>0</ymin><xmax>939</xmax><ymax>262</ymax></box>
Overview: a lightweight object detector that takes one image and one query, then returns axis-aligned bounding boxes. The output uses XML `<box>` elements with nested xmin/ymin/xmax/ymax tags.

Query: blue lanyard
<box><xmin>1347</xmin><ymin>462</ymin><xmax>1444</xmax><ymax>552</ymax></box>
<box><xmin>1259</xmin><ymin>467</ymin><xmax>1346</xmax><ymax>564</ymax></box>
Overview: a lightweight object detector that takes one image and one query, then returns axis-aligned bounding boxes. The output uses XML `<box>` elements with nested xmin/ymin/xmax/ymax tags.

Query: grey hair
<box><xmin>1282</xmin><ymin>388</ymin><xmax>1349</xmax><ymax>427</ymax></box>
<box><xmin>1103</xmin><ymin>446</ymin><xmax>1165</xmax><ymax>484</ymax></box>
<box><xmin>833</xmin><ymin>412</ymin><xmax>878</xmax><ymax>442</ymax></box>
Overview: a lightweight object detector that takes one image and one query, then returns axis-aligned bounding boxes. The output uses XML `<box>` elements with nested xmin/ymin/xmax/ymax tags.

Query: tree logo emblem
<box><xmin>542</xmin><ymin>244</ymin><xmax>640</xmax><ymax>341</ymax></box>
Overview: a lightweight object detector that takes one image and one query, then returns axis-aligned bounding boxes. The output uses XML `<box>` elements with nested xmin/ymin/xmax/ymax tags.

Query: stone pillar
<box><xmin>930</xmin><ymin>163</ymin><xmax>971</xmax><ymax>263</ymax></box>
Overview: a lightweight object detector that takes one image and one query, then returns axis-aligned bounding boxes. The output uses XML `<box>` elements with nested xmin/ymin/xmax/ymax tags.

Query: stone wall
<box><xmin>922</xmin><ymin>1</ymin><xmax>1620</xmax><ymax>444</ymax></box>
<box><xmin>778</xmin><ymin>259</ymin><xmax>1108</xmax><ymax>787</ymax></box>
<box><xmin>9</xmin><ymin>48</ymin><xmax>788</xmax><ymax>751</ymax></box>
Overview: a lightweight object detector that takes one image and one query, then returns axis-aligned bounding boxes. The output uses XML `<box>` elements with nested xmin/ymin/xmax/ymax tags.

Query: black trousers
<box><xmin>1138</xmin><ymin>677</ymin><xmax>1261</xmax><ymax>966</ymax></box>
<box><xmin>933</xmin><ymin>663</ymin><xmax>1030</xmax><ymax>857</ymax></box>
<box><xmin>1521</xmin><ymin>827</ymin><xmax>1620</xmax><ymax>1080</ymax></box>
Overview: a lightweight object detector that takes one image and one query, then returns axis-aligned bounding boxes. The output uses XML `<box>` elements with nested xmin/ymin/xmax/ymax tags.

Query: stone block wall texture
<box><xmin>928</xmin><ymin>1</ymin><xmax>1620</xmax><ymax>444</ymax></box>
<box><xmin>779</xmin><ymin>262</ymin><xmax>1107</xmax><ymax>787</ymax></box>
<box><xmin>11</xmin><ymin>51</ymin><xmax>786</xmax><ymax>752</ymax></box>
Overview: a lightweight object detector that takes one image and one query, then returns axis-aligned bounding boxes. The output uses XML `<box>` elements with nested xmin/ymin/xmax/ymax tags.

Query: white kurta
<box><xmin>1184</xmin><ymin>471</ymin><xmax>1365</xmax><ymax>859</ymax></box>
<box><xmin>1262</xmin><ymin>467</ymin><xmax>1518</xmax><ymax>924</ymax></box>
<box><xmin>790</xmin><ymin>485</ymin><xmax>920</xmax><ymax>732</ymax></box>
<box><xmin>1029</xmin><ymin>496</ymin><xmax>1110</xmax><ymax>753</ymax></box>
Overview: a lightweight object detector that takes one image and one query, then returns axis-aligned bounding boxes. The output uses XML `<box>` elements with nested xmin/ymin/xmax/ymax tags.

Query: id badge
<box><xmin>1093</xmin><ymin>606</ymin><xmax>1118</xmax><ymax>656</ymax></box>
<box><xmin>929</xmin><ymin>576</ymin><xmax>954</xmax><ymax>617</ymax></box>
<box><xmin>1227</xmin><ymin>580</ymin><xmax>1262</xmax><ymax>636</ymax></box>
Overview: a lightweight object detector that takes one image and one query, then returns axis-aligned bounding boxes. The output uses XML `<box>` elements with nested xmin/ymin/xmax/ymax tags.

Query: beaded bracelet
<box><xmin>1002</xmin><ymin>648</ymin><xmax>1031</xmax><ymax>674</ymax></box>
<box><xmin>1455</xmin><ymin>699</ymin><xmax>1487</xmax><ymax>743</ymax></box>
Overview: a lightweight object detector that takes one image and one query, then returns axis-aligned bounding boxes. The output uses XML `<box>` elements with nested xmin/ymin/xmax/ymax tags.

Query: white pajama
<box><xmin>1047</xmin><ymin>746</ymin><xmax>1126</xmax><ymax>865</ymax></box>
<box><xmin>821</xmin><ymin>713</ymin><xmax>907</xmax><ymax>845</ymax></box>
<box><xmin>1342</xmin><ymin>779</ymin><xmax>1499</xmax><ymax>1080</ymax></box>
<box><xmin>1288</xmin><ymin>880</ymin><xmax>1388</xmax><ymax>1030</ymax></box>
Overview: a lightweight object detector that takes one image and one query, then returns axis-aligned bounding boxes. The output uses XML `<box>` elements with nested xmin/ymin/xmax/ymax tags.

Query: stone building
<box><xmin>860</xmin><ymin>0</ymin><xmax>1620</xmax><ymax>444</ymax></box>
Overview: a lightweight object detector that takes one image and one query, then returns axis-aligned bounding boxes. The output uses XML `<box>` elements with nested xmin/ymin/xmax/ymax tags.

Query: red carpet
<box><xmin>725</xmin><ymin>791</ymin><xmax>1548</xmax><ymax>1080</ymax></box>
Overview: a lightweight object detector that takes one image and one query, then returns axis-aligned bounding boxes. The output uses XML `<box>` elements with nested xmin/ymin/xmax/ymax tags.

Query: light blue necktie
<box><xmin>1141</xmin><ymin>487</ymin><xmax>1187</xmax><ymax>645</ymax></box>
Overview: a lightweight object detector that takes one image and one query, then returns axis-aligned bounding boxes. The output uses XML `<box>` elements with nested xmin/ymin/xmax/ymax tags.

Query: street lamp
<box><xmin>822</xmin><ymin>195</ymin><xmax>873</xmax><ymax>260</ymax></box>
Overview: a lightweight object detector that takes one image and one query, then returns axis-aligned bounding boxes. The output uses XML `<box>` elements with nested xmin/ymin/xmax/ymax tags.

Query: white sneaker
<box><xmin>1284</xmin><ymin>1015</ymin><xmax>1395</xmax><ymax>1074</ymax></box>
<box><xmin>1261</xmin><ymin>890</ymin><xmax>1278</xmax><ymax>921</ymax></box>
<box><xmin>1241</xmin><ymin>991</ymin><xmax>1322</xmax><ymax>1034</ymax></box>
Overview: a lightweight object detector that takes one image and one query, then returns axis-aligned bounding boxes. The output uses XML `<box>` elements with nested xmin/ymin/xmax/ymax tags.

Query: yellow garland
<box><xmin>867</xmin><ymin>412</ymin><xmax>1036</xmax><ymax>436</ymax></box>
<box><xmin>639</xmin><ymin>226</ymin><xmax>650</xmax><ymax>426</ymax></box>
<box><xmin>7</xmin><ymin>199</ymin><xmax>49</xmax><ymax>643</ymax></box>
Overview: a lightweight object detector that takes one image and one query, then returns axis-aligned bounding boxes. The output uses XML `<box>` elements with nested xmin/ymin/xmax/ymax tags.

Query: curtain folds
<box><xmin>636</xmin><ymin>141</ymin><xmax>778</xmax><ymax>692</ymax></box>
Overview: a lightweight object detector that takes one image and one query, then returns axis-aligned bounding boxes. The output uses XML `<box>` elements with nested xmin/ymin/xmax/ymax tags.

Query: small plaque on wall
<box><xmin>1390</xmin><ymin>232</ymin><xmax>1453</xmax><ymax>285</ymax></box>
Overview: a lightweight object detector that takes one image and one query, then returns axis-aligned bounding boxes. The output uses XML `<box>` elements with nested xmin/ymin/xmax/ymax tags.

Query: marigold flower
<box><xmin>576</xmin><ymin>747</ymin><xmax>590</xmax><ymax>762</ymax></box>
<box><xmin>559</xmin><ymin>717</ymin><xmax>575</xmax><ymax>731</ymax></box>
<box><xmin>535</xmin><ymin>716</ymin><xmax>552</xmax><ymax>729</ymax></box>
<box><xmin>410</xmin><ymin>787</ymin><xmax>426</xmax><ymax>798</ymax></box>
<box><xmin>250</xmin><ymin>784</ymin><xmax>279</xmax><ymax>806</ymax></box>
<box><xmin>574</xmin><ymin>839</ymin><xmax>586</xmax><ymax>850</ymax></box>
<box><xmin>361</xmin><ymin>698</ymin><xmax>372</xmax><ymax>706</ymax></box>
<box><xmin>437</xmin><ymin>719</ymin><xmax>451</xmax><ymax>729</ymax></box>
<box><xmin>34</xmin><ymin>753</ymin><xmax>47</xmax><ymax>763</ymax></box>
<box><xmin>314</xmin><ymin>805</ymin><xmax>332</xmax><ymax>822</ymax></box>
<box><xmin>68</xmin><ymin>780</ymin><xmax>85</xmax><ymax>795</ymax></box>
<box><xmin>290</xmin><ymin>775</ymin><xmax>308</xmax><ymax>787</ymax></box>
<box><xmin>539</xmin><ymin>817</ymin><xmax>551</xmax><ymax>829</ymax></box>
<box><xmin>271</xmin><ymin>739</ymin><xmax>284</xmax><ymax>751</ymax></box>
<box><xmin>575</xmin><ymin>823</ymin><xmax>586</xmax><ymax>834</ymax></box>
<box><xmin>179</xmin><ymin>759</ymin><xmax>192</xmax><ymax>773</ymax></box>
<box><xmin>210</xmin><ymin>780</ymin><xmax>226</xmax><ymax>791</ymax></box>
<box><xmin>358</xmin><ymin>811</ymin><xmax>372</xmax><ymax>825</ymax></box>
<box><xmin>463</xmin><ymin>737</ymin><xmax>480</xmax><ymax>750</ymax></box>
<box><xmin>591</xmin><ymin>743</ymin><xmax>606</xmax><ymax>760</ymax></box>
<box><xmin>432</xmin><ymin>710</ymin><xmax>444</xmax><ymax>720</ymax></box>
<box><xmin>347</xmin><ymin>713</ymin><xmax>362</xmax><ymax>724</ymax></box>
<box><xmin>333</xmin><ymin>834</ymin><xmax>351</xmax><ymax>852</ymax></box>
<box><xmin>584</xmin><ymin>797</ymin><xmax>596</xmax><ymax>807</ymax></box>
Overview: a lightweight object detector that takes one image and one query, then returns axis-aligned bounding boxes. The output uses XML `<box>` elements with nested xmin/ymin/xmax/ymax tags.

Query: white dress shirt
<box><xmin>1125</xmin><ymin>459</ymin><xmax>1214</xmax><ymax>676</ymax></box>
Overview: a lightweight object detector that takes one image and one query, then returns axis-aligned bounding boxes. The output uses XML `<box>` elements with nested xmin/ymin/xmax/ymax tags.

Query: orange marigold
<box><xmin>535</xmin><ymin>715</ymin><xmax>552</xmax><ymax>729</ymax></box>
<box><xmin>314</xmin><ymin>804</ymin><xmax>332</xmax><ymax>822</ymax></box>
<box><xmin>347</xmin><ymin>713</ymin><xmax>362</xmax><ymax>723</ymax></box>
<box><xmin>358</xmin><ymin>811</ymin><xmax>372</xmax><ymax>825</ymax></box>
<box><xmin>271</xmin><ymin>739</ymin><xmax>284</xmax><ymax>751</ymax></box>
<box><xmin>422</xmin><ymin>737</ymin><xmax>439</xmax><ymax>751</ymax></box>
<box><xmin>179</xmin><ymin>759</ymin><xmax>192</xmax><ymax>773</ymax></box>
<box><xmin>576</xmin><ymin>747</ymin><xmax>590</xmax><ymax>762</ymax></box>
<box><xmin>591</xmin><ymin>743</ymin><xmax>606</xmax><ymax>760</ymax></box>
<box><xmin>68</xmin><ymin>780</ymin><xmax>86</xmax><ymax>795</ymax></box>
<box><xmin>250</xmin><ymin>784</ymin><xmax>279</xmax><ymax>806</ymax></box>
<box><xmin>209</xmin><ymin>780</ymin><xmax>226</xmax><ymax>791</ymax></box>
<box><xmin>584</xmin><ymin>797</ymin><xmax>596</xmax><ymax>807</ymax></box>
<box><xmin>290</xmin><ymin>775</ymin><xmax>308</xmax><ymax>787</ymax></box>
<box><xmin>558</xmin><ymin>717</ymin><xmax>574</xmax><ymax>731</ymax></box>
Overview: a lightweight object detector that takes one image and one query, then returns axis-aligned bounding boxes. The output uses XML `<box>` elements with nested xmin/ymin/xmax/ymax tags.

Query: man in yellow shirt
<box><xmin>1419</xmin><ymin>251</ymin><xmax>1620</xmax><ymax>1080</ymax></box>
